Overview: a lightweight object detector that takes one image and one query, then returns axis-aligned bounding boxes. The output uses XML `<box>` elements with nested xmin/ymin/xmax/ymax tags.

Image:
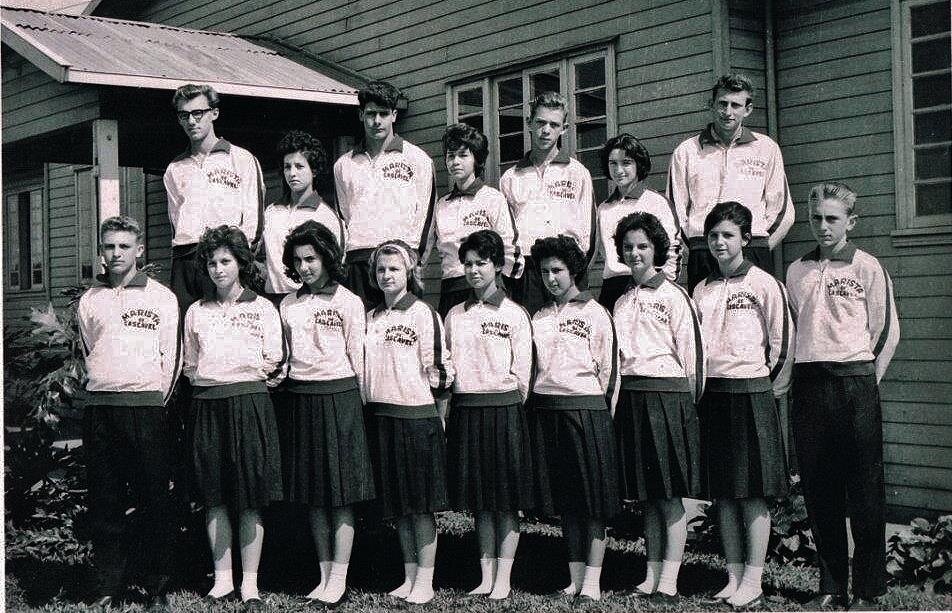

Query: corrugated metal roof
<box><xmin>0</xmin><ymin>7</ymin><xmax>360</xmax><ymax>105</ymax></box>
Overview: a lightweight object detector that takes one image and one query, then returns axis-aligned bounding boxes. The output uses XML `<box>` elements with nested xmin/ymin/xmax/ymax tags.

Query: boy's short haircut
<box><xmin>277</xmin><ymin>130</ymin><xmax>328</xmax><ymax>194</ymax></box>
<box><xmin>443</xmin><ymin>123</ymin><xmax>490</xmax><ymax>178</ymax></box>
<box><xmin>809</xmin><ymin>182</ymin><xmax>857</xmax><ymax>215</ymax></box>
<box><xmin>357</xmin><ymin>80</ymin><xmax>402</xmax><ymax>110</ymax></box>
<box><xmin>710</xmin><ymin>73</ymin><xmax>754</xmax><ymax>105</ymax></box>
<box><xmin>601</xmin><ymin>133</ymin><xmax>651</xmax><ymax>182</ymax></box>
<box><xmin>171</xmin><ymin>83</ymin><xmax>220</xmax><ymax>109</ymax></box>
<box><xmin>613</xmin><ymin>211</ymin><xmax>670</xmax><ymax>267</ymax></box>
<box><xmin>458</xmin><ymin>229</ymin><xmax>505</xmax><ymax>268</ymax></box>
<box><xmin>704</xmin><ymin>201</ymin><xmax>754</xmax><ymax>238</ymax></box>
<box><xmin>282</xmin><ymin>220</ymin><xmax>346</xmax><ymax>285</ymax></box>
<box><xmin>530</xmin><ymin>235</ymin><xmax>587</xmax><ymax>283</ymax></box>
<box><xmin>528</xmin><ymin>91</ymin><xmax>568</xmax><ymax>123</ymax></box>
<box><xmin>99</xmin><ymin>215</ymin><xmax>144</xmax><ymax>242</ymax></box>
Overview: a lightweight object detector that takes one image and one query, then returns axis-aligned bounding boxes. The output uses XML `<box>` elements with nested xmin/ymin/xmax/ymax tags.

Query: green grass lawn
<box><xmin>6</xmin><ymin>510</ymin><xmax>950</xmax><ymax>612</ymax></box>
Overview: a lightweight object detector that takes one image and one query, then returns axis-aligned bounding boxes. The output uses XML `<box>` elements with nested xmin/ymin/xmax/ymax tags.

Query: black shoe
<box><xmin>632</xmin><ymin>589</ymin><xmax>654</xmax><ymax>599</ymax></box>
<box><xmin>242</xmin><ymin>596</ymin><xmax>263</xmax><ymax>611</ymax></box>
<box><xmin>321</xmin><ymin>589</ymin><xmax>350</xmax><ymax>610</ymax></box>
<box><xmin>697</xmin><ymin>592</ymin><xmax>730</xmax><ymax>606</ymax></box>
<box><xmin>804</xmin><ymin>593</ymin><xmax>849</xmax><ymax>609</ymax></box>
<box><xmin>575</xmin><ymin>593</ymin><xmax>600</xmax><ymax>605</ymax></box>
<box><xmin>652</xmin><ymin>591</ymin><xmax>680</xmax><ymax>605</ymax></box>
<box><xmin>850</xmin><ymin>597</ymin><xmax>881</xmax><ymax>611</ymax></box>
<box><xmin>731</xmin><ymin>594</ymin><xmax>765</xmax><ymax>610</ymax></box>
<box><xmin>86</xmin><ymin>595</ymin><xmax>115</xmax><ymax>612</ymax></box>
<box><xmin>204</xmin><ymin>590</ymin><xmax>236</xmax><ymax>603</ymax></box>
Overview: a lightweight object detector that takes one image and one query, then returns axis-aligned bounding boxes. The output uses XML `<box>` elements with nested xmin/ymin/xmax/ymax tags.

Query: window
<box><xmin>76</xmin><ymin>167</ymin><xmax>98</xmax><ymax>282</ymax></box>
<box><xmin>893</xmin><ymin>0</ymin><xmax>952</xmax><ymax>243</ymax></box>
<box><xmin>3</xmin><ymin>185</ymin><xmax>44</xmax><ymax>292</ymax></box>
<box><xmin>448</xmin><ymin>47</ymin><xmax>616</xmax><ymax>201</ymax></box>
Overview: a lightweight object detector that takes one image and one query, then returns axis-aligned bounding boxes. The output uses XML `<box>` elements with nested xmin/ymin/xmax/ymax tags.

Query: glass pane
<box><xmin>5</xmin><ymin>194</ymin><xmax>19</xmax><ymax>281</ymax></box>
<box><xmin>30</xmin><ymin>190</ymin><xmax>43</xmax><ymax>268</ymax></box>
<box><xmin>576</xmin><ymin>89</ymin><xmax>606</xmax><ymax>121</ymax></box>
<box><xmin>461</xmin><ymin>114</ymin><xmax>484</xmax><ymax>134</ymax></box>
<box><xmin>457</xmin><ymin>87</ymin><xmax>483</xmax><ymax>117</ymax></box>
<box><xmin>498</xmin><ymin>78</ymin><xmax>522</xmax><ymax>107</ymax></box>
<box><xmin>915</xmin><ymin>181</ymin><xmax>952</xmax><ymax>216</ymax></box>
<box><xmin>500</xmin><ymin>134</ymin><xmax>525</xmax><ymax>164</ymax></box>
<box><xmin>575</xmin><ymin>58</ymin><xmax>605</xmax><ymax>90</ymax></box>
<box><xmin>578</xmin><ymin>149</ymin><xmax>603</xmax><ymax>178</ymax></box>
<box><xmin>915</xmin><ymin>144</ymin><xmax>952</xmax><ymax>179</ymax></box>
<box><xmin>499</xmin><ymin>108</ymin><xmax>524</xmax><ymax>134</ymax></box>
<box><xmin>33</xmin><ymin>261</ymin><xmax>43</xmax><ymax>285</ymax></box>
<box><xmin>913</xmin><ymin>73</ymin><xmax>952</xmax><ymax>108</ymax></box>
<box><xmin>914</xmin><ymin>109</ymin><xmax>952</xmax><ymax>143</ymax></box>
<box><xmin>913</xmin><ymin>37</ymin><xmax>951</xmax><ymax>73</ymax></box>
<box><xmin>576</xmin><ymin>120</ymin><xmax>607</xmax><ymax>150</ymax></box>
<box><xmin>911</xmin><ymin>1</ymin><xmax>951</xmax><ymax>38</ymax></box>
<box><xmin>592</xmin><ymin>177</ymin><xmax>609</xmax><ymax>204</ymax></box>
<box><xmin>530</xmin><ymin>69</ymin><xmax>560</xmax><ymax>98</ymax></box>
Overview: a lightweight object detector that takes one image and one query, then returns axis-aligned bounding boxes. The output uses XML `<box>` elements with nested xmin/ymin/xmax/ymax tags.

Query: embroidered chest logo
<box><xmin>827</xmin><ymin>277</ymin><xmax>864</xmax><ymax>300</ymax></box>
<box><xmin>381</xmin><ymin>161</ymin><xmax>414</xmax><ymax>183</ymax></box>
<box><xmin>559</xmin><ymin>317</ymin><xmax>591</xmax><ymax>340</ymax></box>
<box><xmin>726</xmin><ymin>291</ymin><xmax>760</xmax><ymax>312</ymax></box>
<box><xmin>736</xmin><ymin>156</ymin><xmax>767</xmax><ymax>179</ymax></box>
<box><xmin>480</xmin><ymin>320</ymin><xmax>511</xmax><ymax>338</ymax></box>
<box><xmin>546</xmin><ymin>179</ymin><xmax>578</xmax><ymax>200</ymax></box>
<box><xmin>122</xmin><ymin>308</ymin><xmax>160</xmax><ymax>331</ymax></box>
<box><xmin>206</xmin><ymin>167</ymin><xmax>242</xmax><ymax>190</ymax></box>
<box><xmin>313</xmin><ymin>308</ymin><xmax>344</xmax><ymax>330</ymax></box>
<box><xmin>228</xmin><ymin>311</ymin><xmax>263</xmax><ymax>338</ymax></box>
<box><xmin>462</xmin><ymin>209</ymin><xmax>493</xmax><ymax>228</ymax></box>
<box><xmin>638</xmin><ymin>300</ymin><xmax>670</xmax><ymax>324</ymax></box>
<box><xmin>384</xmin><ymin>324</ymin><xmax>418</xmax><ymax>347</ymax></box>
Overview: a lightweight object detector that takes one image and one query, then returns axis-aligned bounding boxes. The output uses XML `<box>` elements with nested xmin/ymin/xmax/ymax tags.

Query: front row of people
<box><xmin>79</xmin><ymin>180</ymin><xmax>897</xmax><ymax>610</ymax></box>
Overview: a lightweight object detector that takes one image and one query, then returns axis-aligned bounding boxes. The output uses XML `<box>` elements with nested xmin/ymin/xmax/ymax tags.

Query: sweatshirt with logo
<box><xmin>597</xmin><ymin>185</ymin><xmax>683</xmax><ymax>282</ymax></box>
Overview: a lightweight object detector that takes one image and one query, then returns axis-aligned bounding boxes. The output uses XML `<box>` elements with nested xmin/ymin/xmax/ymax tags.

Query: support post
<box><xmin>93</xmin><ymin>119</ymin><xmax>120</xmax><ymax>224</ymax></box>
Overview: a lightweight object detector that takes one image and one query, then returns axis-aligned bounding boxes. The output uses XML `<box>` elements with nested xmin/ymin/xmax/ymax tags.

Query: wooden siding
<box><xmin>0</xmin><ymin>51</ymin><xmax>99</xmax><ymax>145</ymax></box>
<box><xmin>776</xmin><ymin>0</ymin><xmax>952</xmax><ymax>519</ymax></box>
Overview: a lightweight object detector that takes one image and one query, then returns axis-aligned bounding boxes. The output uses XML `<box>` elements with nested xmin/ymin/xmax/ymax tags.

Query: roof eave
<box><xmin>0</xmin><ymin>20</ymin><xmax>69</xmax><ymax>83</ymax></box>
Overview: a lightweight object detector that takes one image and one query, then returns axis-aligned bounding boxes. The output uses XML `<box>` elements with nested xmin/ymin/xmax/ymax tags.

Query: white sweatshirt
<box><xmin>786</xmin><ymin>243</ymin><xmax>900</xmax><ymax>382</ymax></box>
<box><xmin>164</xmin><ymin>139</ymin><xmax>265</xmax><ymax>247</ymax></box>
<box><xmin>597</xmin><ymin>185</ymin><xmax>683</xmax><ymax>282</ymax></box>
<box><xmin>183</xmin><ymin>289</ymin><xmax>285</xmax><ymax>390</ymax></box>
<box><xmin>279</xmin><ymin>283</ymin><xmax>365</xmax><ymax>391</ymax></box>
<box><xmin>78</xmin><ymin>272</ymin><xmax>180</xmax><ymax>405</ymax></box>
<box><xmin>499</xmin><ymin>149</ymin><xmax>596</xmax><ymax>270</ymax></box>
<box><xmin>445</xmin><ymin>289</ymin><xmax>532</xmax><ymax>402</ymax></box>
<box><xmin>612</xmin><ymin>273</ymin><xmax>706</xmax><ymax>401</ymax></box>
<box><xmin>333</xmin><ymin>135</ymin><xmax>435</xmax><ymax>254</ymax></box>
<box><xmin>692</xmin><ymin>261</ymin><xmax>795</xmax><ymax>396</ymax></box>
<box><xmin>364</xmin><ymin>293</ymin><xmax>454</xmax><ymax>416</ymax></box>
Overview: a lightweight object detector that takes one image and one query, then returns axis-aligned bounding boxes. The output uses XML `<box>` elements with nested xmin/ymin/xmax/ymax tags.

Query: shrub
<box><xmin>887</xmin><ymin>515</ymin><xmax>952</xmax><ymax>594</ymax></box>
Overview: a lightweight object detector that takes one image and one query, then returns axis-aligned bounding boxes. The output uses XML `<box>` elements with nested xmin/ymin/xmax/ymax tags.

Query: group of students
<box><xmin>77</xmin><ymin>74</ymin><xmax>899</xmax><ymax>612</ymax></box>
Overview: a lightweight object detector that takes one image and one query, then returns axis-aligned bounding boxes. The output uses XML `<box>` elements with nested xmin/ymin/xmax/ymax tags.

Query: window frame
<box><xmin>3</xmin><ymin>178</ymin><xmax>46</xmax><ymax>294</ymax></box>
<box><xmin>891</xmin><ymin>0</ymin><xmax>952</xmax><ymax>246</ymax></box>
<box><xmin>447</xmin><ymin>44</ymin><xmax>617</xmax><ymax>189</ymax></box>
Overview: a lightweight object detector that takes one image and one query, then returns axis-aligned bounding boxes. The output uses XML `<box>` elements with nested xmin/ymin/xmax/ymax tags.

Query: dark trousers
<box><xmin>687</xmin><ymin>239</ymin><xmax>773</xmax><ymax>290</ymax></box>
<box><xmin>792</xmin><ymin>365</ymin><xmax>887</xmax><ymax>599</ymax></box>
<box><xmin>83</xmin><ymin>405</ymin><xmax>175</xmax><ymax>595</ymax></box>
<box><xmin>170</xmin><ymin>245</ymin><xmax>215</xmax><ymax>319</ymax></box>
<box><xmin>344</xmin><ymin>255</ymin><xmax>384</xmax><ymax>311</ymax></box>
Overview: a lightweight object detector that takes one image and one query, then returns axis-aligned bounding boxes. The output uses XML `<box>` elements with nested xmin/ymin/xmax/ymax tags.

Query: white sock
<box><xmin>469</xmin><ymin>558</ymin><xmax>495</xmax><ymax>595</ymax></box>
<box><xmin>562</xmin><ymin>561</ymin><xmax>585</xmax><ymax>595</ymax></box>
<box><xmin>636</xmin><ymin>561</ymin><xmax>661</xmax><ymax>594</ymax></box>
<box><xmin>319</xmin><ymin>562</ymin><xmax>348</xmax><ymax>604</ymax></box>
<box><xmin>207</xmin><ymin>569</ymin><xmax>234</xmax><ymax>598</ymax></box>
<box><xmin>306</xmin><ymin>561</ymin><xmax>332</xmax><ymax>599</ymax></box>
<box><xmin>578</xmin><ymin>565</ymin><xmax>602</xmax><ymax>600</ymax></box>
<box><xmin>406</xmin><ymin>565</ymin><xmax>435</xmax><ymax>604</ymax></box>
<box><xmin>239</xmin><ymin>571</ymin><xmax>259</xmax><ymax>602</ymax></box>
<box><xmin>728</xmin><ymin>564</ymin><xmax>764</xmax><ymax>607</ymax></box>
<box><xmin>713</xmin><ymin>562</ymin><xmax>744</xmax><ymax>599</ymax></box>
<box><xmin>489</xmin><ymin>557</ymin><xmax>514</xmax><ymax>600</ymax></box>
<box><xmin>389</xmin><ymin>562</ymin><xmax>418</xmax><ymax>598</ymax></box>
<box><xmin>657</xmin><ymin>560</ymin><xmax>681</xmax><ymax>596</ymax></box>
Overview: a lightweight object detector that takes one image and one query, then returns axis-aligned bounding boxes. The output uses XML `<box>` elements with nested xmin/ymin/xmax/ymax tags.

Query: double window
<box><xmin>448</xmin><ymin>47</ymin><xmax>616</xmax><ymax>202</ymax></box>
<box><xmin>3</xmin><ymin>184</ymin><xmax>44</xmax><ymax>292</ymax></box>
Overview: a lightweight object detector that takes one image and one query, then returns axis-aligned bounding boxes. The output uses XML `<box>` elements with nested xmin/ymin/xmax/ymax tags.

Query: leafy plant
<box><xmin>887</xmin><ymin>515</ymin><xmax>952</xmax><ymax>593</ymax></box>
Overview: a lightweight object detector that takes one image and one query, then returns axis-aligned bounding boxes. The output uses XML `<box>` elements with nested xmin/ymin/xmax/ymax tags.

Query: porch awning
<box><xmin>0</xmin><ymin>7</ymin><xmax>361</xmax><ymax>105</ymax></box>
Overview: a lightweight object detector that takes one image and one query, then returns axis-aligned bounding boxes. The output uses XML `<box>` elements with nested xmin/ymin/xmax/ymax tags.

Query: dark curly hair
<box><xmin>458</xmin><ymin>229</ymin><xmax>504</xmax><ymax>268</ymax></box>
<box><xmin>601</xmin><ymin>133</ymin><xmax>651</xmax><ymax>182</ymax></box>
<box><xmin>277</xmin><ymin>130</ymin><xmax>328</xmax><ymax>199</ymax></box>
<box><xmin>530</xmin><ymin>235</ymin><xmax>587</xmax><ymax>284</ymax></box>
<box><xmin>704</xmin><ymin>201</ymin><xmax>753</xmax><ymax>240</ymax></box>
<box><xmin>443</xmin><ymin>123</ymin><xmax>489</xmax><ymax>179</ymax></box>
<box><xmin>282</xmin><ymin>220</ymin><xmax>346</xmax><ymax>286</ymax></box>
<box><xmin>613</xmin><ymin>212</ymin><xmax>670</xmax><ymax>267</ymax></box>
<box><xmin>358</xmin><ymin>80</ymin><xmax>402</xmax><ymax>110</ymax></box>
<box><xmin>196</xmin><ymin>225</ymin><xmax>260</xmax><ymax>292</ymax></box>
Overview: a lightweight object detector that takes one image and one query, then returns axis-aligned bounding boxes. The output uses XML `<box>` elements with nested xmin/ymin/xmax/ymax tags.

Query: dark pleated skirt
<box><xmin>364</xmin><ymin>407</ymin><xmax>449</xmax><ymax>519</ymax></box>
<box><xmin>191</xmin><ymin>392</ymin><xmax>283</xmax><ymax>511</ymax></box>
<box><xmin>446</xmin><ymin>399</ymin><xmax>537</xmax><ymax>512</ymax></box>
<box><xmin>530</xmin><ymin>398</ymin><xmax>622</xmax><ymax>519</ymax></box>
<box><xmin>697</xmin><ymin>388</ymin><xmax>789</xmax><ymax>500</ymax></box>
<box><xmin>615</xmin><ymin>390</ymin><xmax>700</xmax><ymax>502</ymax></box>
<box><xmin>277</xmin><ymin>388</ymin><xmax>376</xmax><ymax>508</ymax></box>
